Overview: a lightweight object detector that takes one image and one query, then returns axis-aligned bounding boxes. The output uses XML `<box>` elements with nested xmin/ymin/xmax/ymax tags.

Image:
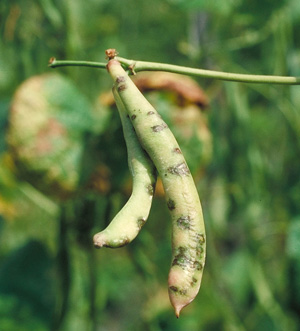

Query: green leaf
<box><xmin>286</xmin><ymin>218</ymin><xmax>300</xmax><ymax>260</ymax></box>
<box><xmin>0</xmin><ymin>240</ymin><xmax>55</xmax><ymax>329</ymax></box>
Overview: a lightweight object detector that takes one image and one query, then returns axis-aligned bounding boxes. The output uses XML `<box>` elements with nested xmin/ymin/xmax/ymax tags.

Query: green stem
<box><xmin>48</xmin><ymin>56</ymin><xmax>300</xmax><ymax>85</ymax></box>
<box><xmin>48</xmin><ymin>57</ymin><xmax>107</xmax><ymax>69</ymax></box>
<box><xmin>116</xmin><ymin>56</ymin><xmax>300</xmax><ymax>85</ymax></box>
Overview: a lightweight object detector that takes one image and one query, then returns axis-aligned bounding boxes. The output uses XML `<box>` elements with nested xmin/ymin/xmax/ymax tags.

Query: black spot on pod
<box><xmin>173</xmin><ymin>147</ymin><xmax>182</xmax><ymax>154</ymax></box>
<box><xmin>175</xmin><ymin>246</ymin><xmax>187</xmax><ymax>255</ymax></box>
<box><xmin>167</xmin><ymin>199</ymin><xmax>176</xmax><ymax>210</ymax></box>
<box><xmin>116</xmin><ymin>76</ymin><xmax>125</xmax><ymax>83</ymax></box>
<box><xmin>172</xmin><ymin>256</ymin><xmax>185</xmax><ymax>267</ymax></box>
<box><xmin>195</xmin><ymin>233</ymin><xmax>205</xmax><ymax>257</ymax></box>
<box><xmin>146</xmin><ymin>183</ymin><xmax>155</xmax><ymax>196</ymax></box>
<box><xmin>167</xmin><ymin>162</ymin><xmax>190</xmax><ymax>176</ymax></box>
<box><xmin>169</xmin><ymin>286</ymin><xmax>187</xmax><ymax>296</ymax></box>
<box><xmin>196</xmin><ymin>245</ymin><xmax>204</xmax><ymax>257</ymax></box>
<box><xmin>169</xmin><ymin>286</ymin><xmax>179</xmax><ymax>293</ymax></box>
<box><xmin>172</xmin><ymin>247</ymin><xmax>192</xmax><ymax>269</ymax></box>
<box><xmin>151</xmin><ymin>123</ymin><xmax>168</xmax><ymax>132</ymax></box>
<box><xmin>137</xmin><ymin>218</ymin><xmax>146</xmax><ymax>229</ymax></box>
<box><xmin>118</xmin><ymin>84</ymin><xmax>126</xmax><ymax>92</ymax></box>
<box><xmin>194</xmin><ymin>261</ymin><xmax>203</xmax><ymax>271</ymax></box>
<box><xmin>147</xmin><ymin>111</ymin><xmax>155</xmax><ymax>115</ymax></box>
<box><xmin>197</xmin><ymin>233</ymin><xmax>205</xmax><ymax>244</ymax></box>
<box><xmin>131</xmin><ymin>115</ymin><xmax>136</xmax><ymax>120</ymax></box>
<box><xmin>177</xmin><ymin>216</ymin><xmax>191</xmax><ymax>230</ymax></box>
<box><xmin>191</xmin><ymin>277</ymin><xmax>198</xmax><ymax>286</ymax></box>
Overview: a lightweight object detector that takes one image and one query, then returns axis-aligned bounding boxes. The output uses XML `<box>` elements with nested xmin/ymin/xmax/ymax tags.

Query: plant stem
<box><xmin>48</xmin><ymin>56</ymin><xmax>300</xmax><ymax>85</ymax></box>
<box><xmin>48</xmin><ymin>57</ymin><xmax>107</xmax><ymax>69</ymax></box>
<box><xmin>116</xmin><ymin>57</ymin><xmax>300</xmax><ymax>85</ymax></box>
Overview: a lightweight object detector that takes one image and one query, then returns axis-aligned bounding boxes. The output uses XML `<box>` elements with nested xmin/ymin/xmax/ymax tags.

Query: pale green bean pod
<box><xmin>107</xmin><ymin>59</ymin><xmax>206</xmax><ymax>317</ymax></box>
<box><xmin>93</xmin><ymin>87</ymin><xmax>156</xmax><ymax>248</ymax></box>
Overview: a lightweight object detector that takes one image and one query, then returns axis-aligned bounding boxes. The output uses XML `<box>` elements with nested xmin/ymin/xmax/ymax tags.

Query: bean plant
<box><xmin>48</xmin><ymin>49</ymin><xmax>300</xmax><ymax>317</ymax></box>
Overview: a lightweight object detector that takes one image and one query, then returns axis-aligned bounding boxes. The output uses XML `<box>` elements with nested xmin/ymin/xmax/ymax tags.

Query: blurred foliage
<box><xmin>1</xmin><ymin>0</ymin><xmax>300</xmax><ymax>330</ymax></box>
<box><xmin>6</xmin><ymin>73</ymin><xmax>96</xmax><ymax>199</ymax></box>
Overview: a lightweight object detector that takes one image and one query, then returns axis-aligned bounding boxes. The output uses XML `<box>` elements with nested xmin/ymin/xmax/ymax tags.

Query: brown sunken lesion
<box><xmin>176</xmin><ymin>216</ymin><xmax>191</xmax><ymax>230</ymax></box>
<box><xmin>167</xmin><ymin>199</ymin><xmax>176</xmax><ymax>210</ymax></box>
<box><xmin>151</xmin><ymin>123</ymin><xmax>168</xmax><ymax>132</ymax></box>
<box><xmin>167</xmin><ymin>162</ymin><xmax>190</xmax><ymax>176</ymax></box>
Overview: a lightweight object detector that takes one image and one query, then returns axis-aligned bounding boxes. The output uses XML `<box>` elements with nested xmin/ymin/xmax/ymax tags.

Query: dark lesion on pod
<box><xmin>193</xmin><ymin>261</ymin><xmax>203</xmax><ymax>271</ymax></box>
<box><xmin>169</xmin><ymin>285</ymin><xmax>179</xmax><ymax>293</ymax></box>
<box><xmin>146</xmin><ymin>183</ymin><xmax>155</xmax><ymax>196</ymax></box>
<box><xmin>151</xmin><ymin>123</ymin><xmax>168</xmax><ymax>132</ymax></box>
<box><xmin>131</xmin><ymin>115</ymin><xmax>137</xmax><ymax>120</ymax></box>
<box><xmin>191</xmin><ymin>277</ymin><xmax>198</xmax><ymax>286</ymax></box>
<box><xmin>167</xmin><ymin>199</ymin><xmax>176</xmax><ymax>210</ymax></box>
<box><xmin>176</xmin><ymin>215</ymin><xmax>191</xmax><ymax>230</ymax></box>
<box><xmin>115</xmin><ymin>76</ymin><xmax>127</xmax><ymax>92</ymax></box>
<box><xmin>169</xmin><ymin>286</ymin><xmax>187</xmax><ymax>296</ymax></box>
<box><xmin>137</xmin><ymin>217</ymin><xmax>146</xmax><ymax>229</ymax></box>
<box><xmin>173</xmin><ymin>147</ymin><xmax>182</xmax><ymax>154</ymax></box>
<box><xmin>194</xmin><ymin>232</ymin><xmax>206</xmax><ymax>257</ymax></box>
<box><xmin>167</xmin><ymin>162</ymin><xmax>190</xmax><ymax>176</ymax></box>
<box><xmin>118</xmin><ymin>84</ymin><xmax>126</xmax><ymax>92</ymax></box>
<box><xmin>116</xmin><ymin>76</ymin><xmax>125</xmax><ymax>83</ymax></box>
<box><xmin>172</xmin><ymin>246</ymin><xmax>193</xmax><ymax>270</ymax></box>
<box><xmin>197</xmin><ymin>233</ymin><xmax>206</xmax><ymax>244</ymax></box>
<box><xmin>147</xmin><ymin>111</ymin><xmax>155</xmax><ymax>115</ymax></box>
<box><xmin>196</xmin><ymin>244</ymin><xmax>204</xmax><ymax>257</ymax></box>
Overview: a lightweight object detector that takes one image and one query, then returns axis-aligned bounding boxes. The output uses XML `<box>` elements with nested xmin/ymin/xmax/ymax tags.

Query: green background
<box><xmin>1</xmin><ymin>0</ymin><xmax>300</xmax><ymax>330</ymax></box>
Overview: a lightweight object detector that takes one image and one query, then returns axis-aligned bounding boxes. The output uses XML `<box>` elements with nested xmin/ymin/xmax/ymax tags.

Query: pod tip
<box><xmin>93</xmin><ymin>233</ymin><xmax>104</xmax><ymax>249</ymax></box>
<box><xmin>174</xmin><ymin>304</ymin><xmax>185</xmax><ymax>318</ymax></box>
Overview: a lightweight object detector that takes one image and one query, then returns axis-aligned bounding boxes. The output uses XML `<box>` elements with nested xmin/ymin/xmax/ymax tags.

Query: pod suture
<box><xmin>107</xmin><ymin>59</ymin><xmax>206</xmax><ymax>317</ymax></box>
<box><xmin>93</xmin><ymin>87</ymin><xmax>157</xmax><ymax>248</ymax></box>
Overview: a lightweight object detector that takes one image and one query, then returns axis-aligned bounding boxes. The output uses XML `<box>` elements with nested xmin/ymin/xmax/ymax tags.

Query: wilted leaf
<box><xmin>6</xmin><ymin>73</ymin><xmax>94</xmax><ymax>199</ymax></box>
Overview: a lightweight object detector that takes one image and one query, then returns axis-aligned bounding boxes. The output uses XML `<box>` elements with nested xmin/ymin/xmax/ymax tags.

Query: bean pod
<box><xmin>93</xmin><ymin>87</ymin><xmax>157</xmax><ymax>248</ymax></box>
<box><xmin>107</xmin><ymin>59</ymin><xmax>206</xmax><ymax>317</ymax></box>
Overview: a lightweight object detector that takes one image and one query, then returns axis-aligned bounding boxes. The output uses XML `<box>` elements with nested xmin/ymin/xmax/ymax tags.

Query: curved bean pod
<box><xmin>107</xmin><ymin>59</ymin><xmax>206</xmax><ymax>317</ymax></box>
<box><xmin>93</xmin><ymin>87</ymin><xmax>157</xmax><ymax>248</ymax></box>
